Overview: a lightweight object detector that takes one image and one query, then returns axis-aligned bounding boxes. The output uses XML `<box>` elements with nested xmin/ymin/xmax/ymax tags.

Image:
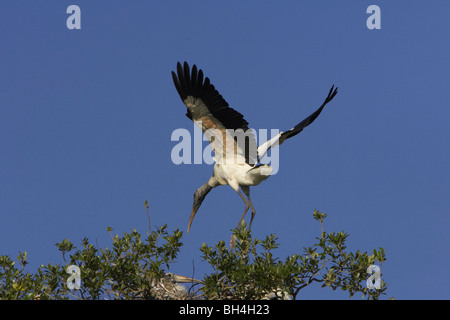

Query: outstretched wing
<box><xmin>257</xmin><ymin>85</ymin><xmax>338</xmax><ymax>161</ymax></box>
<box><xmin>172</xmin><ymin>62</ymin><xmax>258</xmax><ymax>165</ymax></box>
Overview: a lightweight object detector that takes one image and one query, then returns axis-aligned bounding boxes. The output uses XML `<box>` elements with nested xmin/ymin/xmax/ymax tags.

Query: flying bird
<box><xmin>171</xmin><ymin>62</ymin><xmax>338</xmax><ymax>239</ymax></box>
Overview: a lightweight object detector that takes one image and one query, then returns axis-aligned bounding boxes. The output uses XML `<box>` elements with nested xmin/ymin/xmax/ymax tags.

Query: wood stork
<box><xmin>172</xmin><ymin>62</ymin><xmax>338</xmax><ymax>239</ymax></box>
<box><xmin>150</xmin><ymin>272</ymin><xmax>202</xmax><ymax>300</ymax></box>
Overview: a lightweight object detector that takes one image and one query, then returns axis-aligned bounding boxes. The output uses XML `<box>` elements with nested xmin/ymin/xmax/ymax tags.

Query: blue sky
<box><xmin>1</xmin><ymin>1</ymin><xmax>449</xmax><ymax>299</ymax></box>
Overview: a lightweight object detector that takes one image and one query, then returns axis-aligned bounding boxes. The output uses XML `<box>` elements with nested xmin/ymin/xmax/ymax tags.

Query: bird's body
<box><xmin>213</xmin><ymin>163</ymin><xmax>272</xmax><ymax>189</ymax></box>
<box><xmin>171</xmin><ymin>62</ymin><xmax>338</xmax><ymax>239</ymax></box>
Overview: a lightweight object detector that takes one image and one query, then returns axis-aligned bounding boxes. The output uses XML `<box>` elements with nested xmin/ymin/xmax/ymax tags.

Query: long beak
<box><xmin>187</xmin><ymin>207</ymin><xmax>198</xmax><ymax>234</ymax></box>
<box><xmin>166</xmin><ymin>272</ymin><xmax>203</xmax><ymax>284</ymax></box>
<box><xmin>187</xmin><ymin>183</ymin><xmax>212</xmax><ymax>233</ymax></box>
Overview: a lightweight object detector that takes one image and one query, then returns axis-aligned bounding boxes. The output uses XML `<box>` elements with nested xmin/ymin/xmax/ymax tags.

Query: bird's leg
<box><xmin>230</xmin><ymin>189</ymin><xmax>250</xmax><ymax>250</ymax></box>
<box><xmin>236</xmin><ymin>190</ymin><xmax>250</xmax><ymax>229</ymax></box>
<box><xmin>242</xmin><ymin>186</ymin><xmax>256</xmax><ymax>231</ymax></box>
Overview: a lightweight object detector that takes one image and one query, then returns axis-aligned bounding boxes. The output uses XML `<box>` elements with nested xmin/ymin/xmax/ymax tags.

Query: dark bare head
<box><xmin>188</xmin><ymin>183</ymin><xmax>213</xmax><ymax>233</ymax></box>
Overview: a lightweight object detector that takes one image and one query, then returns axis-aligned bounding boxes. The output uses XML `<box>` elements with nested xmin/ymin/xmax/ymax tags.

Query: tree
<box><xmin>0</xmin><ymin>210</ymin><xmax>388</xmax><ymax>300</ymax></box>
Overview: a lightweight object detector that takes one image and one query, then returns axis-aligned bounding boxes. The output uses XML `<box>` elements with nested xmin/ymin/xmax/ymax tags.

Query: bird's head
<box><xmin>188</xmin><ymin>184</ymin><xmax>213</xmax><ymax>233</ymax></box>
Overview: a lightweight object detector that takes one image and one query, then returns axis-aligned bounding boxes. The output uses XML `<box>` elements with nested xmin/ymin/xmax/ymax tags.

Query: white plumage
<box><xmin>172</xmin><ymin>62</ymin><xmax>338</xmax><ymax>242</ymax></box>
